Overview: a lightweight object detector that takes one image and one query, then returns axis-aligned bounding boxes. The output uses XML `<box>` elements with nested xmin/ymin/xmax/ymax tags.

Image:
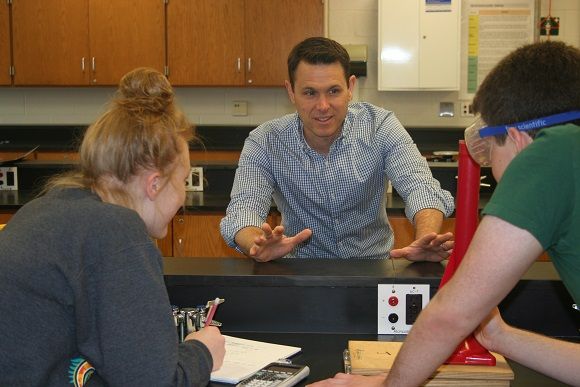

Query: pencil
<box><xmin>205</xmin><ymin>297</ymin><xmax>221</xmax><ymax>327</ymax></box>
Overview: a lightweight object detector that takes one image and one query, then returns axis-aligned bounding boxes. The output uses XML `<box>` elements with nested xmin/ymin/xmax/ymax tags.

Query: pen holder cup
<box><xmin>172</xmin><ymin>306</ymin><xmax>207</xmax><ymax>343</ymax></box>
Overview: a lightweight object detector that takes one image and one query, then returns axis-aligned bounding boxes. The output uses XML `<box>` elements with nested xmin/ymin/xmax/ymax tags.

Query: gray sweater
<box><xmin>0</xmin><ymin>188</ymin><xmax>212</xmax><ymax>386</ymax></box>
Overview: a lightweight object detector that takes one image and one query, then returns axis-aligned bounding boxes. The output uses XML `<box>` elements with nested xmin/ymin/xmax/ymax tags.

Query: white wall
<box><xmin>0</xmin><ymin>0</ymin><xmax>578</xmax><ymax>128</ymax></box>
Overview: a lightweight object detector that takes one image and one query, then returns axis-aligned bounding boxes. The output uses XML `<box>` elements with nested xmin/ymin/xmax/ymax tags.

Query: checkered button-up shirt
<box><xmin>220</xmin><ymin>102</ymin><xmax>454</xmax><ymax>258</ymax></box>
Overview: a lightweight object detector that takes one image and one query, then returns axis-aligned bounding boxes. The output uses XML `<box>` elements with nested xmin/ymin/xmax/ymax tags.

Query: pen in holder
<box><xmin>172</xmin><ymin>305</ymin><xmax>186</xmax><ymax>343</ymax></box>
<box><xmin>204</xmin><ymin>297</ymin><xmax>223</xmax><ymax>327</ymax></box>
<box><xmin>343</xmin><ymin>349</ymin><xmax>352</xmax><ymax>374</ymax></box>
<box><xmin>172</xmin><ymin>298</ymin><xmax>225</xmax><ymax>343</ymax></box>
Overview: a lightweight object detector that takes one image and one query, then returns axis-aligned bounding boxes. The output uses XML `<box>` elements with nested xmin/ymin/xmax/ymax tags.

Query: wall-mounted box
<box><xmin>378</xmin><ymin>0</ymin><xmax>460</xmax><ymax>90</ymax></box>
<box><xmin>343</xmin><ymin>44</ymin><xmax>368</xmax><ymax>77</ymax></box>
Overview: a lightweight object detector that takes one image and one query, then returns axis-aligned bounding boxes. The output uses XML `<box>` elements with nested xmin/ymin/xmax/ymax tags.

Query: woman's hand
<box><xmin>185</xmin><ymin>326</ymin><xmax>226</xmax><ymax>371</ymax></box>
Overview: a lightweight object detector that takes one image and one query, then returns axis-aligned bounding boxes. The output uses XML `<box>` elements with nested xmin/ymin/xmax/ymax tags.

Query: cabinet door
<box><xmin>244</xmin><ymin>0</ymin><xmax>323</xmax><ymax>86</ymax></box>
<box><xmin>88</xmin><ymin>0</ymin><xmax>165</xmax><ymax>85</ymax></box>
<box><xmin>167</xmin><ymin>0</ymin><xmax>245</xmax><ymax>86</ymax></box>
<box><xmin>12</xmin><ymin>0</ymin><xmax>90</xmax><ymax>85</ymax></box>
<box><xmin>0</xmin><ymin>2</ymin><xmax>10</xmax><ymax>85</ymax></box>
<box><xmin>155</xmin><ymin>221</ymin><xmax>173</xmax><ymax>257</ymax></box>
<box><xmin>418</xmin><ymin>0</ymin><xmax>460</xmax><ymax>89</ymax></box>
<box><xmin>389</xmin><ymin>216</ymin><xmax>455</xmax><ymax>250</ymax></box>
<box><xmin>378</xmin><ymin>0</ymin><xmax>419</xmax><ymax>90</ymax></box>
<box><xmin>0</xmin><ymin>212</ymin><xmax>13</xmax><ymax>226</ymax></box>
<box><xmin>173</xmin><ymin>213</ymin><xmax>245</xmax><ymax>258</ymax></box>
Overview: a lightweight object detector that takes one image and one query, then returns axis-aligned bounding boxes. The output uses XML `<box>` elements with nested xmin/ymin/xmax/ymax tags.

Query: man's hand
<box><xmin>390</xmin><ymin>232</ymin><xmax>454</xmax><ymax>262</ymax></box>
<box><xmin>306</xmin><ymin>372</ymin><xmax>386</xmax><ymax>386</ymax></box>
<box><xmin>246</xmin><ymin>223</ymin><xmax>312</xmax><ymax>262</ymax></box>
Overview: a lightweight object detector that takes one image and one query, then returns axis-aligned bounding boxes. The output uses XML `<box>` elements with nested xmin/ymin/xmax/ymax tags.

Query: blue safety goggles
<box><xmin>464</xmin><ymin>111</ymin><xmax>580</xmax><ymax>166</ymax></box>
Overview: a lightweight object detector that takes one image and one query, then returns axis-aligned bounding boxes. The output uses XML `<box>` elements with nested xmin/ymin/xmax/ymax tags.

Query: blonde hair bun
<box><xmin>115</xmin><ymin>67</ymin><xmax>175</xmax><ymax>116</ymax></box>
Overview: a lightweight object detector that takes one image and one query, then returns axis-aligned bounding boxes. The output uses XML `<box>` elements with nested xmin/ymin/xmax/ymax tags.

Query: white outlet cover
<box><xmin>232</xmin><ymin>101</ymin><xmax>248</xmax><ymax>116</ymax></box>
<box><xmin>378</xmin><ymin>284</ymin><xmax>430</xmax><ymax>334</ymax></box>
<box><xmin>185</xmin><ymin>167</ymin><xmax>203</xmax><ymax>191</ymax></box>
<box><xmin>0</xmin><ymin>167</ymin><xmax>18</xmax><ymax>191</ymax></box>
<box><xmin>461</xmin><ymin>101</ymin><xmax>474</xmax><ymax>117</ymax></box>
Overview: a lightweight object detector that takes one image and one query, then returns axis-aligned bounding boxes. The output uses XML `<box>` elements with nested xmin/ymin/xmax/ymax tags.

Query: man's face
<box><xmin>285</xmin><ymin>61</ymin><xmax>355</xmax><ymax>152</ymax></box>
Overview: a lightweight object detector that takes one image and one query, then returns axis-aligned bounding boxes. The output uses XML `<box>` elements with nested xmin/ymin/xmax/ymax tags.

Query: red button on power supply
<box><xmin>388</xmin><ymin>296</ymin><xmax>398</xmax><ymax>306</ymax></box>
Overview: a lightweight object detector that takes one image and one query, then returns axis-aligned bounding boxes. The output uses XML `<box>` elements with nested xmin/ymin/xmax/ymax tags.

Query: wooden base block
<box><xmin>349</xmin><ymin>341</ymin><xmax>514</xmax><ymax>386</ymax></box>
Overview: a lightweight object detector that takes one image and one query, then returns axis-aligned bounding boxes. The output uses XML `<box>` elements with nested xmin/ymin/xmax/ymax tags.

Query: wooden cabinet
<box><xmin>87</xmin><ymin>1</ymin><xmax>165</xmax><ymax>85</ymax></box>
<box><xmin>0</xmin><ymin>212</ymin><xmax>13</xmax><ymax>226</ymax></box>
<box><xmin>11</xmin><ymin>0</ymin><xmax>164</xmax><ymax>86</ymax></box>
<box><xmin>154</xmin><ymin>221</ymin><xmax>174</xmax><ymax>257</ymax></box>
<box><xmin>167</xmin><ymin>0</ymin><xmax>244</xmax><ymax>86</ymax></box>
<box><xmin>389</xmin><ymin>216</ymin><xmax>455</xmax><ymax>249</ymax></box>
<box><xmin>0</xmin><ymin>1</ymin><xmax>10</xmax><ymax>85</ymax></box>
<box><xmin>167</xmin><ymin>0</ymin><xmax>323</xmax><ymax>86</ymax></box>
<box><xmin>171</xmin><ymin>211</ymin><xmax>281</xmax><ymax>258</ymax></box>
<box><xmin>0</xmin><ymin>204</ymin><xmax>552</xmax><ymax>262</ymax></box>
<box><xmin>9</xmin><ymin>0</ymin><xmax>321</xmax><ymax>87</ymax></box>
<box><xmin>172</xmin><ymin>212</ymin><xmax>245</xmax><ymax>258</ymax></box>
<box><xmin>243</xmin><ymin>0</ymin><xmax>323</xmax><ymax>86</ymax></box>
<box><xmin>12</xmin><ymin>0</ymin><xmax>88</xmax><ymax>85</ymax></box>
<box><xmin>389</xmin><ymin>216</ymin><xmax>551</xmax><ymax>262</ymax></box>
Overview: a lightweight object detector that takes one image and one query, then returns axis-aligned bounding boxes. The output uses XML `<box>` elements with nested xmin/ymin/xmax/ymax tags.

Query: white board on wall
<box><xmin>459</xmin><ymin>0</ymin><xmax>539</xmax><ymax>100</ymax></box>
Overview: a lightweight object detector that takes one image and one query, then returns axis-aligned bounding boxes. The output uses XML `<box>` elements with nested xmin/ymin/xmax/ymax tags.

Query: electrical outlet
<box><xmin>461</xmin><ymin>101</ymin><xmax>474</xmax><ymax>117</ymax></box>
<box><xmin>185</xmin><ymin>167</ymin><xmax>203</xmax><ymax>191</ymax></box>
<box><xmin>378</xmin><ymin>284</ymin><xmax>430</xmax><ymax>334</ymax></box>
<box><xmin>232</xmin><ymin>101</ymin><xmax>248</xmax><ymax>116</ymax></box>
<box><xmin>405</xmin><ymin>294</ymin><xmax>423</xmax><ymax>325</ymax></box>
<box><xmin>0</xmin><ymin>167</ymin><xmax>18</xmax><ymax>191</ymax></box>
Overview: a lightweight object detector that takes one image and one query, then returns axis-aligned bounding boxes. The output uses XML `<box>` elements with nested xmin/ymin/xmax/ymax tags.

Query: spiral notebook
<box><xmin>210</xmin><ymin>335</ymin><xmax>301</xmax><ymax>384</ymax></box>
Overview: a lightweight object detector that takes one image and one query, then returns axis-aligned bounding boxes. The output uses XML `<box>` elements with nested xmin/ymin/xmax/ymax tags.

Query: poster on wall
<box><xmin>460</xmin><ymin>0</ymin><xmax>538</xmax><ymax>100</ymax></box>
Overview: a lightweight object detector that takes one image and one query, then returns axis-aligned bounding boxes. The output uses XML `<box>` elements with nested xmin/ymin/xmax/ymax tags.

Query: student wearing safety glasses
<box><xmin>309</xmin><ymin>41</ymin><xmax>580</xmax><ymax>386</ymax></box>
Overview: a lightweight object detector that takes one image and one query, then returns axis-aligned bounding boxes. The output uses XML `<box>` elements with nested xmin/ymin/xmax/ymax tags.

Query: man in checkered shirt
<box><xmin>220</xmin><ymin>37</ymin><xmax>455</xmax><ymax>262</ymax></box>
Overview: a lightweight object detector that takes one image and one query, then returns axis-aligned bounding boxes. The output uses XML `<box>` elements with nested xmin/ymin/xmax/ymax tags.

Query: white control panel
<box><xmin>185</xmin><ymin>167</ymin><xmax>203</xmax><ymax>192</ymax></box>
<box><xmin>0</xmin><ymin>167</ymin><xmax>18</xmax><ymax>191</ymax></box>
<box><xmin>378</xmin><ymin>284</ymin><xmax>430</xmax><ymax>334</ymax></box>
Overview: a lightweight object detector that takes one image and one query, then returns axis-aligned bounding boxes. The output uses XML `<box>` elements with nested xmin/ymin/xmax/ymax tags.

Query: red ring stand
<box><xmin>439</xmin><ymin>140</ymin><xmax>496</xmax><ymax>366</ymax></box>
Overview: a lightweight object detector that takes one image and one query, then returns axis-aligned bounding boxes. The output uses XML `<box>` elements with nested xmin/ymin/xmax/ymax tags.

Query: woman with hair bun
<box><xmin>0</xmin><ymin>68</ymin><xmax>225</xmax><ymax>386</ymax></box>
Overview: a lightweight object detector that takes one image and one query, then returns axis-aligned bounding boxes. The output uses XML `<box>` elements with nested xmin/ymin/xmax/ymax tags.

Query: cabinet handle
<box><xmin>247</xmin><ymin>58</ymin><xmax>253</xmax><ymax>84</ymax></box>
<box><xmin>237</xmin><ymin>58</ymin><xmax>241</xmax><ymax>72</ymax></box>
<box><xmin>81</xmin><ymin>57</ymin><xmax>85</xmax><ymax>71</ymax></box>
<box><xmin>91</xmin><ymin>57</ymin><xmax>97</xmax><ymax>83</ymax></box>
<box><xmin>177</xmin><ymin>217</ymin><xmax>184</xmax><ymax>224</ymax></box>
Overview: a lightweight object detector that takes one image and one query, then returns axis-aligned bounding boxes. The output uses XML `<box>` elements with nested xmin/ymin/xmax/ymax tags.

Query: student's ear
<box><xmin>507</xmin><ymin>127</ymin><xmax>533</xmax><ymax>152</ymax></box>
<box><xmin>145</xmin><ymin>172</ymin><xmax>162</xmax><ymax>200</ymax></box>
